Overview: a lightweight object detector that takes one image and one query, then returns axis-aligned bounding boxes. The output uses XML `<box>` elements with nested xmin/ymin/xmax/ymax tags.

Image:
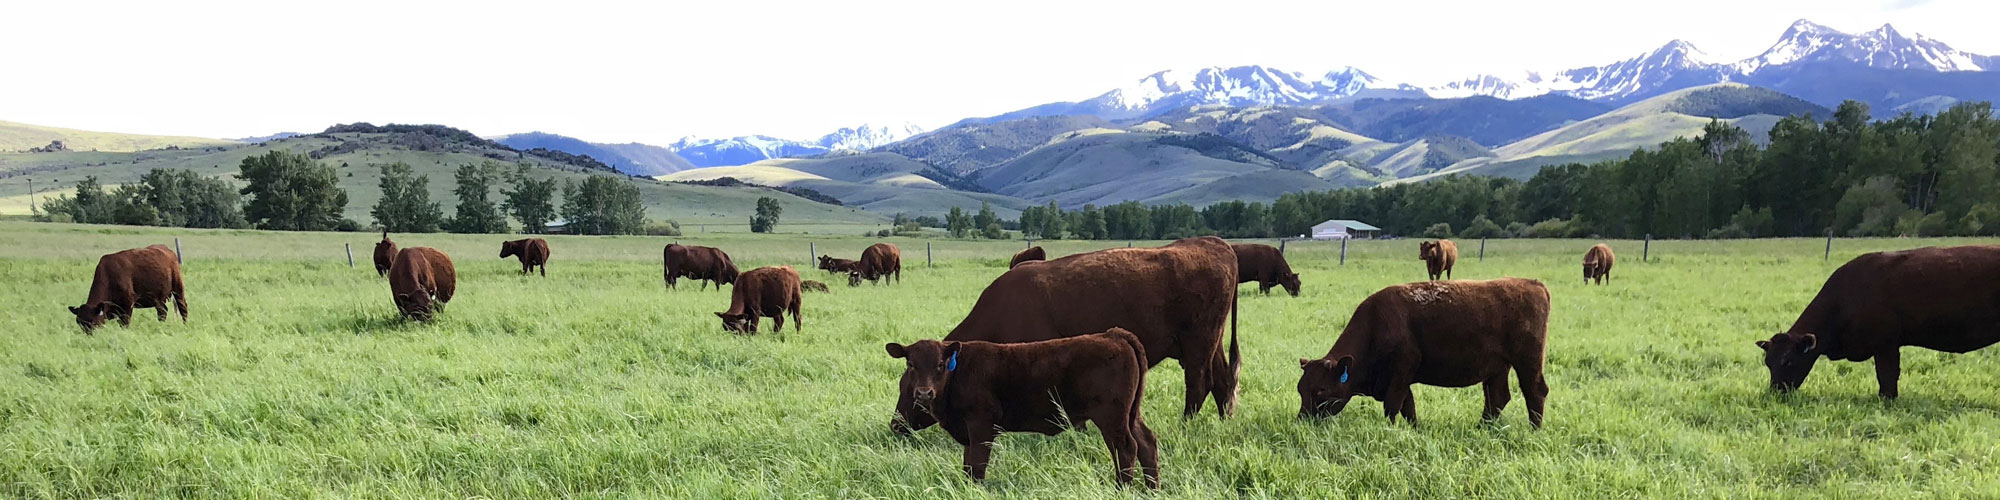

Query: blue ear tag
<box><xmin>1339</xmin><ymin>368</ymin><xmax>1349</xmax><ymax>383</ymax></box>
<box><xmin>946</xmin><ymin>351</ymin><xmax>958</xmax><ymax>372</ymax></box>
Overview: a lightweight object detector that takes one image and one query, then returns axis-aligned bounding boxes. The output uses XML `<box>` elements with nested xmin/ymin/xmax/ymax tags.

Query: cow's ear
<box><xmin>1333</xmin><ymin>355</ymin><xmax>1354</xmax><ymax>371</ymax></box>
<box><xmin>1798</xmin><ymin>333</ymin><xmax>1817</xmax><ymax>351</ymax></box>
<box><xmin>944</xmin><ymin>341</ymin><xmax>962</xmax><ymax>358</ymax></box>
<box><xmin>95</xmin><ymin>301</ymin><xmax>115</xmax><ymax>315</ymax></box>
<box><xmin>1755</xmin><ymin>340</ymin><xmax>1771</xmax><ymax>350</ymax></box>
<box><xmin>68</xmin><ymin>305</ymin><xmax>81</xmax><ymax>315</ymax></box>
<box><xmin>714</xmin><ymin>312</ymin><xmax>728</xmax><ymax>319</ymax></box>
<box><xmin>886</xmin><ymin>343</ymin><xmax>907</xmax><ymax>358</ymax></box>
<box><xmin>1298</xmin><ymin>358</ymin><xmax>1312</xmax><ymax>369</ymax></box>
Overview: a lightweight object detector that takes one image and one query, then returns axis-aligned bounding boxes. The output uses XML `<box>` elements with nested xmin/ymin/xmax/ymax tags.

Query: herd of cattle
<box><xmin>60</xmin><ymin>233</ymin><xmax>2000</xmax><ymax>488</ymax></box>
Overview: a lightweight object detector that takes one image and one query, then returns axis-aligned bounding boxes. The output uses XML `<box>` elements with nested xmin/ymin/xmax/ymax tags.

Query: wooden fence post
<box><xmin>926</xmin><ymin>242</ymin><xmax>933</xmax><ymax>268</ymax></box>
<box><xmin>809</xmin><ymin>242</ymin><xmax>816</xmax><ymax>263</ymax></box>
<box><xmin>1479</xmin><ymin>238</ymin><xmax>1486</xmax><ymax>261</ymax></box>
<box><xmin>1824</xmin><ymin>228</ymin><xmax>1833</xmax><ymax>262</ymax></box>
<box><xmin>174</xmin><ymin>238</ymin><xmax>182</xmax><ymax>264</ymax></box>
<box><xmin>1643</xmin><ymin>234</ymin><xmax>1651</xmax><ymax>263</ymax></box>
<box><xmin>344</xmin><ymin>243</ymin><xmax>353</xmax><ymax>268</ymax></box>
<box><xmin>1279</xmin><ymin>238</ymin><xmax>1286</xmax><ymax>254</ymax></box>
<box><xmin>1339</xmin><ymin>237</ymin><xmax>1348</xmax><ymax>266</ymax></box>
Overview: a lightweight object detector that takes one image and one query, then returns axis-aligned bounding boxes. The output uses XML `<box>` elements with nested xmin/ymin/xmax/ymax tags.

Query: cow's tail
<box><xmin>1112</xmin><ymin>328</ymin><xmax>1149</xmax><ymax>421</ymax></box>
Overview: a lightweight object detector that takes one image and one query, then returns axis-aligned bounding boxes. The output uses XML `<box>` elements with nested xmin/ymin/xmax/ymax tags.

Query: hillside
<box><xmin>0</xmin><ymin>124</ymin><xmax>883</xmax><ymax>227</ymax></box>
<box><xmin>494</xmin><ymin>132</ymin><xmax>696</xmax><ymax>176</ymax></box>
<box><xmin>1137</xmin><ymin>106</ymin><xmax>1378</xmax><ymax>174</ymax></box>
<box><xmin>1355</xmin><ymin>135</ymin><xmax>1496</xmax><ymax>178</ymax></box>
<box><xmin>972</xmin><ymin>131</ymin><xmax>1335</xmax><ymax>207</ymax></box>
<box><xmin>1</xmin><ymin>120</ymin><xmax>237</xmax><ymax>153</ymax></box>
<box><xmin>659</xmin><ymin>152</ymin><xmax>1034</xmax><ymax>218</ymax></box>
<box><xmin>1311</xmin><ymin>94</ymin><xmax>1613</xmax><ymax>145</ymax></box>
<box><xmin>876</xmin><ymin>115</ymin><xmax>1113</xmax><ymax>175</ymax></box>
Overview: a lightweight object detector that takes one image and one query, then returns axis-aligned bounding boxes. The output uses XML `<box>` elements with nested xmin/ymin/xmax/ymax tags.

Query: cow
<box><xmin>388</xmin><ymin>247</ymin><xmax>457</xmax><ymax>322</ymax></box>
<box><xmin>856</xmin><ymin>243</ymin><xmax>902</xmax><ymax>285</ymax></box>
<box><xmin>1232</xmin><ymin>243</ymin><xmax>1301</xmax><ymax>296</ymax></box>
<box><xmin>1419</xmin><ymin>239</ymin><xmax>1458</xmax><ymax>280</ymax></box>
<box><xmin>887</xmin><ymin>328</ymin><xmax>1159</xmax><ymax>487</ymax></box>
<box><xmin>1755</xmin><ymin>245</ymin><xmax>2000</xmax><ymax>399</ymax></box>
<box><xmin>373</xmin><ymin>230</ymin><xmax>397</xmax><ymax>277</ymax></box>
<box><xmin>69</xmin><ymin>244</ymin><xmax>186</xmax><ymax>334</ymax></box>
<box><xmin>802</xmin><ymin>280</ymin><xmax>830</xmax><ymax>293</ymax></box>
<box><xmin>1009</xmin><ymin>246</ymin><xmax>1046</xmax><ymax>268</ymax></box>
<box><xmin>817</xmin><ymin>255</ymin><xmax>859</xmax><ymax>275</ymax></box>
<box><xmin>500</xmin><ymin>238</ymin><xmax>552</xmax><ymax>276</ymax></box>
<box><xmin>1297</xmin><ymin>278</ymin><xmax>1551</xmax><ymax>428</ymax></box>
<box><xmin>892</xmin><ymin>236</ymin><xmax>1239</xmax><ymax>436</ymax></box>
<box><xmin>715</xmin><ymin>266</ymin><xmax>803</xmax><ymax>334</ymax></box>
<box><xmin>1583</xmin><ymin>243</ymin><xmax>1614</xmax><ymax>285</ymax></box>
<box><xmin>664</xmin><ymin>244</ymin><xmax>739</xmax><ymax>291</ymax></box>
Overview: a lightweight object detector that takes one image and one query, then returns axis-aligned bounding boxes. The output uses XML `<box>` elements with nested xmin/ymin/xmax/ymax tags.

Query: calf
<box><xmin>389</xmin><ymin>247</ymin><xmax>457</xmax><ymax>322</ymax></box>
<box><xmin>1756</xmin><ymin>245</ymin><xmax>2000</xmax><ymax>399</ymax></box>
<box><xmin>69</xmin><ymin>244</ymin><xmax>187</xmax><ymax>333</ymax></box>
<box><xmin>817</xmin><ymin>255</ymin><xmax>859</xmax><ymax>274</ymax></box>
<box><xmin>373</xmin><ymin>230</ymin><xmax>397</xmax><ymax>277</ymax></box>
<box><xmin>715</xmin><ymin>266</ymin><xmax>803</xmax><ymax>334</ymax></box>
<box><xmin>886</xmin><ymin>328</ymin><xmax>1159</xmax><ymax>487</ymax></box>
<box><xmin>1583</xmin><ymin>244</ymin><xmax>1614</xmax><ymax>285</ymax></box>
<box><xmin>1298</xmin><ymin>278</ymin><xmax>1550</xmax><ymax>428</ymax></box>
<box><xmin>500</xmin><ymin>238</ymin><xmax>552</xmax><ymax>276</ymax></box>
<box><xmin>1009</xmin><ymin>246</ymin><xmax>1046</xmax><ymax>268</ymax></box>
<box><xmin>857</xmin><ymin>243</ymin><xmax>902</xmax><ymax>285</ymax></box>
<box><xmin>1232</xmin><ymin>243</ymin><xmax>1301</xmax><ymax>296</ymax></box>
<box><xmin>1419</xmin><ymin>239</ymin><xmax>1457</xmax><ymax>280</ymax></box>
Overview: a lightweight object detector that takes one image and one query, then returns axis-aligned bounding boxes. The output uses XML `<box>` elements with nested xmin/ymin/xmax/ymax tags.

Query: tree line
<box><xmin>37</xmin><ymin>150</ymin><xmax>669</xmax><ymax>236</ymax></box>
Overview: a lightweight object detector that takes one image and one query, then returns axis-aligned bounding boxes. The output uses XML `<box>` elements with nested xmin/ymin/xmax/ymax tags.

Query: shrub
<box><xmin>1422</xmin><ymin>222</ymin><xmax>1453</xmax><ymax>238</ymax></box>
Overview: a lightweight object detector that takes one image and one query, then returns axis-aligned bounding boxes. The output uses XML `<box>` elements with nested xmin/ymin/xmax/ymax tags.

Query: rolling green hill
<box><xmin>0</xmin><ymin>125</ymin><xmax>883</xmax><ymax>228</ymax></box>
<box><xmin>972</xmin><ymin>130</ymin><xmax>1335</xmax><ymax>207</ymax></box>
<box><xmin>1</xmin><ymin>120</ymin><xmax>237</xmax><ymax>153</ymax></box>
<box><xmin>875</xmin><ymin>115</ymin><xmax>1112</xmax><ymax>175</ymax></box>
<box><xmin>658</xmin><ymin>152</ymin><xmax>1034</xmax><ymax>218</ymax></box>
<box><xmin>1137</xmin><ymin>106</ymin><xmax>1380</xmax><ymax>175</ymax></box>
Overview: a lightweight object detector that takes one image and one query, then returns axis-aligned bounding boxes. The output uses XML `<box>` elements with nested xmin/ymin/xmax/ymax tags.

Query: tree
<box><xmin>751</xmin><ymin>197</ymin><xmax>783</xmax><ymax>233</ymax></box>
<box><xmin>1078</xmin><ymin>204</ymin><xmax>1108</xmax><ymax>240</ymax></box>
<box><xmin>448</xmin><ymin>162</ymin><xmax>509</xmax><ymax>234</ymax></box>
<box><xmin>560</xmin><ymin>175</ymin><xmax>648</xmax><ymax>235</ymax></box>
<box><xmin>238</xmin><ymin>150</ymin><xmax>349</xmax><ymax>231</ymax></box>
<box><xmin>139</xmin><ymin>169</ymin><xmax>245</xmax><ymax>229</ymax></box>
<box><xmin>502</xmin><ymin>165</ymin><xmax>559</xmax><ymax>234</ymax></box>
<box><xmin>1423</xmin><ymin>222</ymin><xmax>1454</xmax><ymax>238</ymax></box>
<box><xmin>371</xmin><ymin>162</ymin><xmax>445</xmax><ymax>233</ymax></box>
<box><xmin>981</xmin><ymin>222</ymin><xmax>1006</xmax><ymax>239</ymax></box>
<box><xmin>973</xmin><ymin>202</ymin><xmax>997</xmax><ymax>232</ymax></box>
<box><xmin>946</xmin><ymin>206</ymin><xmax>972</xmax><ymax>238</ymax></box>
<box><xmin>1037</xmin><ymin>201</ymin><xmax>1066</xmax><ymax>239</ymax></box>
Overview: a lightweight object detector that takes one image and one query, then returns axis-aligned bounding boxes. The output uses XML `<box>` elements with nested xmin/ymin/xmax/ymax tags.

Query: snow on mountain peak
<box><xmin>818</xmin><ymin>122</ymin><xmax>927</xmax><ymax>151</ymax></box>
<box><xmin>1101</xmin><ymin>65</ymin><xmax>1397</xmax><ymax>112</ymax></box>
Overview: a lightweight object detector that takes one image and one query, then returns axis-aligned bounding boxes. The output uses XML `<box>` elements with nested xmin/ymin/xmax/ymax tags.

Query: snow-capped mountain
<box><xmin>1426</xmin><ymin>40</ymin><xmax>1732</xmax><ymax>101</ymax></box>
<box><xmin>668</xmin><ymin>135</ymin><xmax>830</xmax><ymax>168</ymax></box>
<box><xmin>1737</xmin><ymin>20</ymin><xmax>1993</xmax><ymax>74</ymax></box>
<box><xmin>1095</xmin><ymin>66</ymin><xmax>1417</xmax><ymax>116</ymax></box>
<box><xmin>816</xmin><ymin>123</ymin><xmax>926</xmax><ymax>151</ymax></box>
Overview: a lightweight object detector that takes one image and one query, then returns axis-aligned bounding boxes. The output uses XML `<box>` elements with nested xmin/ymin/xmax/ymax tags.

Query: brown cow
<box><xmin>1232</xmin><ymin>243</ymin><xmax>1301</xmax><ymax>296</ymax></box>
<box><xmin>856</xmin><ymin>243</ymin><xmax>902</xmax><ymax>285</ymax></box>
<box><xmin>500</xmin><ymin>238</ymin><xmax>552</xmax><ymax>276</ymax></box>
<box><xmin>1583</xmin><ymin>243</ymin><xmax>1614</xmax><ymax>285</ymax></box>
<box><xmin>1419</xmin><ymin>239</ymin><xmax>1458</xmax><ymax>280</ymax></box>
<box><xmin>1756</xmin><ymin>245</ymin><xmax>2000</xmax><ymax>399</ymax></box>
<box><xmin>388</xmin><ymin>247</ymin><xmax>457</xmax><ymax>322</ymax></box>
<box><xmin>893</xmin><ymin>236</ymin><xmax>1239</xmax><ymax>435</ymax></box>
<box><xmin>373</xmin><ymin>230</ymin><xmax>397</xmax><ymax>277</ymax></box>
<box><xmin>887</xmin><ymin>328</ymin><xmax>1160</xmax><ymax>487</ymax></box>
<box><xmin>801</xmin><ymin>280</ymin><xmax>830</xmax><ymax>293</ymax></box>
<box><xmin>664</xmin><ymin>244</ymin><xmax>739</xmax><ymax>291</ymax></box>
<box><xmin>1009</xmin><ymin>246</ymin><xmax>1046</xmax><ymax>268</ymax></box>
<box><xmin>1298</xmin><ymin>278</ymin><xmax>1551</xmax><ymax>428</ymax></box>
<box><xmin>69</xmin><ymin>245</ymin><xmax>187</xmax><ymax>334</ymax></box>
<box><xmin>817</xmin><ymin>255</ymin><xmax>859</xmax><ymax>275</ymax></box>
<box><xmin>715</xmin><ymin>266</ymin><xmax>803</xmax><ymax>334</ymax></box>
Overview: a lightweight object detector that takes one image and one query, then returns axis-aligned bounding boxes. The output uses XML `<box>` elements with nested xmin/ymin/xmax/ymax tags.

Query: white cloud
<box><xmin>0</xmin><ymin>0</ymin><xmax>1992</xmax><ymax>144</ymax></box>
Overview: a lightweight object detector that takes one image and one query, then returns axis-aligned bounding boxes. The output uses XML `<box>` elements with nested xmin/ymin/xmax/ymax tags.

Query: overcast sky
<box><xmin>0</xmin><ymin>0</ymin><xmax>1992</xmax><ymax>144</ymax></box>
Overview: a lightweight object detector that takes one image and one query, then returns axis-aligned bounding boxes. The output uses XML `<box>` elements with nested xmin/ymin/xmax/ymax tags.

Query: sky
<box><xmin>0</xmin><ymin>0</ymin><xmax>1993</xmax><ymax>144</ymax></box>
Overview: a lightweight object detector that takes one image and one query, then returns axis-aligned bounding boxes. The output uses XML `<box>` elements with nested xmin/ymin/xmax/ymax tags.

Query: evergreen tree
<box><xmin>371</xmin><ymin>162</ymin><xmax>445</xmax><ymax>233</ymax></box>
<box><xmin>448</xmin><ymin>162</ymin><xmax>509</xmax><ymax>234</ymax></box>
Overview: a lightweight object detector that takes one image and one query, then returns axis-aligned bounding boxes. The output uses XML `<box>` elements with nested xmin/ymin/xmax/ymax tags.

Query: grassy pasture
<box><xmin>3</xmin><ymin>221</ymin><xmax>2000</xmax><ymax>498</ymax></box>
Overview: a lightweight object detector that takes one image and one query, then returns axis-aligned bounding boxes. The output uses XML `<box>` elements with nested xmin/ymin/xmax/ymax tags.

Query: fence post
<box><xmin>809</xmin><ymin>242</ymin><xmax>816</xmax><ymax>263</ymax></box>
<box><xmin>174</xmin><ymin>238</ymin><xmax>182</xmax><ymax>264</ymax></box>
<box><xmin>1643</xmin><ymin>234</ymin><xmax>1651</xmax><ymax>263</ymax></box>
<box><xmin>1479</xmin><ymin>238</ymin><xmax>1486</xmax><ymax>261</ymax></box>
<box><xmin>927</xmin><ymin>242</ymin><xmax>933</xmax><ymax>268</ymax></box>
<box><xmin>1824</xmin><ymin>228</ymin><xmax>1833</xmax><ymax>262</ymax></box>
<box><xmin>1279</xmin><ymin>238</ymin><xmax>1286</xmax><ymax>254</ymax></box>
<box><xmin>1339</xmin><ymin>237</ymin><xmax>1348</xmax><ymax>266</ymax></box>
<box><xmin>344</xmin><ymin>243</ymin><xmax>353</xmax><ymax>268</ymax></box>
<box><xmin>1128</xmin><ymin>241</ymin><xmax>1133</xmax><ymax>248</ymax></box>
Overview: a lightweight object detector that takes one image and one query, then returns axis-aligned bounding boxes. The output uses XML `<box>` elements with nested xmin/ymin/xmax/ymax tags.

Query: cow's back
<box><xmin>1812</xmin><ymin>246</ymin><xmax>2000</xmax><ymax>353</ymax></box>
<box><xmin>91</xmin><ymin>245</ymin><xmax>180</xmax><ymax>303</ymax></box>
<box><xmin>1375</xmin><ymin>278</ymin><xmax>1548</xmax><ymax>386</ymax></box>
<box><xmin>860</xmin><ymin>243</ymin><xmax>901</xmax><ymax>279</ymax></box>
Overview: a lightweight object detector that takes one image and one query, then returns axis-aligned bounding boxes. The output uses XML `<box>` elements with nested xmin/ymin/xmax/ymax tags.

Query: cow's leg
<box><xmin>117</xmin><ymin>300</ymin><xmax>135</xmax><ymax>327</ymax></box>
<box><xmin>1179</xmin><ymin>357</ymin><xmax>1212</xmax><ymax>418</ymax></box>
<box><xmin>961</xmin><ymin>418</ymin><xmax>998</xmax><ymax>482</ymax></box>
<box><xmin>1875</xmin><ymin>349</ymin><xmax>1901</xmax><ymax>400</ymax></box>
<box><xmin>155</xmin><ymin>303</ymin><xmax>169</xmax><ymax>322</ymax></box>
<box><xmin>1208</xmin><ymin>350</ymin><xmax>1237</xmax><ymax>419</ymax></box>
<box><xmin>1517</xmin><ymin>361</ymin><xmax>1549</xmax><ymax>429</ymax></box>
<box><xmin>1399</xmin><ymin>392</ymin><xmax>1419</xmax><ymax>426</ymax></box>
<box><xmin>1482</xmin><ymin>374</ymin><xmax>1511</xmax><ymax>423</ymax></box>
<box><xmin>789</xmin><ymin>294</ymin><xmax>802</xmax><ymax>332</ymax></box>
<box><xmin>539</xmin><ymin>264</ymin><xmax>546</xmax><ymax>277</ymax></box>
<box><xmin>1134</xmin><ymin>417</ymin><xmax>1160</xmax><ymax>488</ymax></box>
<box><xmin>1092</xmin><ymin>411</ymin><xmax>1139</xmax><ymax>486</ymax></box>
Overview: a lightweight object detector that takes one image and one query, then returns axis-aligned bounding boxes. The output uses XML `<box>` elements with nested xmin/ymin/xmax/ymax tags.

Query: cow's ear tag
<box><xmin>946</xmin><ymin>351</ymin><xmax>958</xmax><ymax>372</ymax></box>
<box><xmin>1339</xmin><ymin>368</ymin><xmax>1349</xmax><ymax>384</ymax></box>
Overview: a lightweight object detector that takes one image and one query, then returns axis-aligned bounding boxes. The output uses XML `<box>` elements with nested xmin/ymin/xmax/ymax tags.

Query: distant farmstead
<box><xmin>1310</xmin><ymin>220</ymin><xmax>1379</xmax><ymax>240</ymax></box>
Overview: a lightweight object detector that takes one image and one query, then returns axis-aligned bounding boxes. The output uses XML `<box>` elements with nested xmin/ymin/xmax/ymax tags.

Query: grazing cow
<box><xmin>1297</xmin><ymin>278</ymin><xmax>1551</xmax><ymax>428</ymax></box>
<box><xmin>1009</xmin><ymin>246</ymin><xmax>1046</xmax><ymax>268</ymax></box>
<box><xmin>817</xmin><ymin>255</ymin><xmax>859</xmax><ymax>275</ymax></box>
<box><xmin>388</xmin><ymin>247</ymin><xmax>457</xmax><ymax>322</ymax></box>
<box><xmin>69</xmin><ymin>245</ymin><xmax>186</xmax><ymax>333</ymax></box>
<box><xmin>1419</xmin><ymin>239</ymin><xmax>1458</xmax><ymax>280</ymax></box>
<box><xmin>664</xmin><ymin>244</ymin><xmax>739</xmax><ymax>291</ymax></box>
<box><xmin>1756</xmin><ymin>245</ymin><xmax>2000</xmax><ymax>399</ymax></box>
<box><xmin>1583</xmin><ymin>244</ymin><xmax>1614</xmax><ymax>285</ymax></box>
<box><xmin>500</xmin><ymin>238</ymin><xmax>552</xmax><ymax>276</ymax></box>
<box><xmin>856</xmin><ymin>243</ymin><xmax>902</xmax><ymax>285</ymax></box>
<box><xmin>1232</xmin><ymin>243</ymin><xmax>1301</xmax><ymax>296</ymax></box>
<box><xmin>715</xmin><ymin>266</ymin><xmax>803</xmax><ymax>334</ymax></box>
<box><xmin>801</xmin><ymin>280</ymin><xmax>830</xmax><ymax>293</ymax></box>
<box><xmin>373</xmin><ymin>230</ymin><xmax>397</xmax><ymax>277</ymax></box>
<box><xmin>887</xmin><ymin>328</ymin><xmax>1160</xmax><ymax>487</ymax></box>
<box><xmin>893</xmin><ymin>236</ymin><xmax>1239</xmax><ymax>435</ymax></box>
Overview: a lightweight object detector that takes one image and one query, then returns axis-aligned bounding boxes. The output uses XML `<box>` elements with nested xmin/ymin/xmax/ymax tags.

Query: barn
<box><xmin>1310</xmin><ymin>220</ymin><xmax>1379</xmax><ymax>240</ymax></box>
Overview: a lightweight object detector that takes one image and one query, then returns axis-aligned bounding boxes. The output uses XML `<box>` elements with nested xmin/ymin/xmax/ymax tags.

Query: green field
<box><xmin>4</xmin><ymin>221</ymin><xmax>2000</xmax><ymax>498</ymax></box>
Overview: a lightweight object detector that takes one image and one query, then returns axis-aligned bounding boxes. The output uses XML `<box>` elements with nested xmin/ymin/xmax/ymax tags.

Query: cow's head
<box><xmin>395</xmin><ymin>291</ymin><xmax>435</xmax><ymax>322</ymax></box>
<box><xmin>715</xmin><ymin>311</ymin><xmax>752</xmax><ymax>333</ymax></box>
<box><xmin>499</xmin><ymin>240</ymin><xmax>520</xmax><ymax>258</ymax></box>
<box><xmin>718</xmin><ymin>266</ymin><xmax>739</xmax><ymax>286</ymax></box>
<box><xmin>817</xmin><ymin>255</ymin><xmax>833</xmax><ymax>270</ymax></box>
<box><xmin>1582</xmin><ymin>260</ymin><xmax>1594</xmax><ymax>282</ymax></box>
<box><xmin>1756</xmin><ymin>332</ymin><xmax>1820</xmax><ymax>393</ymax></box>
<box><xmin>1297</xmin><ymin>355</ymin><xmax>1357</xmax><ymax>418</ymax></box>
<box><xmin>1280</xmin><ymin>272</ymin><xmax>1302</xmax><ymax>296</ymax></box>
<box><xmin>848</xmin><ymin>271</ymin><xmax>863</xmax><ymax>287</ymax></box>
<box><xmin>68</xmin><ymin>302</ymin><xmax>113</xmax><ymax>333</ymax></box>
<box><xmin>887</xmin><ymin>340</ymin><xmax>961</xmax><ymax>420</ymax></box>
<box><xmin>1419</xmin><ymin>241</ymin><xmax>1437</xmax><ymax>260</ymax></box>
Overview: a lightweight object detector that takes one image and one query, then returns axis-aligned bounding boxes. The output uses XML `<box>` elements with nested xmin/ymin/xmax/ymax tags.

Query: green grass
<box><xmin>0</xmin><ymin>120</ymin><xmax>236</xmax><ymax>153</ymax></box>
<box><xmin>5</xmin><ymin>221</ymin><xmax>2000</xmax><ymax>497</ymax></box>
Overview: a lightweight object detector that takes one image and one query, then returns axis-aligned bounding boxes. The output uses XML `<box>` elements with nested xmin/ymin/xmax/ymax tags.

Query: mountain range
<box><xmin>666</xmin><ymin>123</ymin><xmax>926</xmax><ymax>168</ymax></box>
